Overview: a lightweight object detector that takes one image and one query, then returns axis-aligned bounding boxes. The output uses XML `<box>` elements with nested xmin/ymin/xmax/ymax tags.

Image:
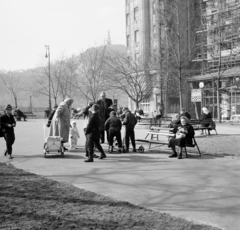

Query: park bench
<box><xmin>136</xmin><ymin>116</ymin><xmax>172</xmax><ymax>128</ymax></box>
<box><xmin>189</xmin><ymin>119</ymin><xmax>217</xmax><ymax>135</ymax></box>
<box><xmin>14</xmin><ymin>111</ymin><xmax>36</xmax><ymax>120</ymax></box>
<box><xmin>136</xmin><ymin>126</ymin><xmax>201</xmax><ymax>156</ymax></box>
<box><xmin>24</xmin><ymin>111</ymin><xmax>37</xmax><ymax>119</ymax></box>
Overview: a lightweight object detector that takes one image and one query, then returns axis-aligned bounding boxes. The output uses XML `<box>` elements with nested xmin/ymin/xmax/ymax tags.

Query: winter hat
<box><xmin>123</xmin><ymin>107</ymin><xmax>129</xmax><ymax>112</ymax></box>
<box><xmin>110</xmin><ymin>111</ymin><xmax>116</xmax><ymax>116</ymax></box>
<box><xmin>5</xmin><ymin>104</ymin><xmax>12</xmax><ymax>110</ymax></box>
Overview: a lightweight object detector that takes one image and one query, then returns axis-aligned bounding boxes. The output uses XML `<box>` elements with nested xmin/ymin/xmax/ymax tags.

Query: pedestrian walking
<box><xmin>0</xmin><ymin>104</ymin><xmax>16</xmax><ymax>159</ymax></box>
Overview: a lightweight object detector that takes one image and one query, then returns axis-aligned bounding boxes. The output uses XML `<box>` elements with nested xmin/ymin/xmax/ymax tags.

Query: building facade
<box><xmin>125</xmin><ymin>0</ymin><xmax>198</xmax><ymax>116</ymax></box>
<box><xmin>190</xmin><ymin>0</ymin><xmax>240</xmax><ymax>119</ymax></box>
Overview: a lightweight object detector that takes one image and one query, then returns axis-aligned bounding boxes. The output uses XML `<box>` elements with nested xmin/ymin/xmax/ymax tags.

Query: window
<box><xmin>141</xmin><ymin>99</ymin><xmax>150</xmax><ymax>113</ymax></box>
<box><xmin>126</xmin><ymin>14</ymin><xmax>130</xmax><ymax>26</ymax></box>
<box><xmin>126</xmin><ymin>35</ymin><xmax>130</xmax><ymax>47</ymax></box>
<box><xmin>134</xmin><ymin>7</ymin><xmax>139</xmax><ymax>21</ymax></box>
<box><xmin>135</xmin><ymin>30</ymin><xmax>139</xmax><ymax>43</ymax></box>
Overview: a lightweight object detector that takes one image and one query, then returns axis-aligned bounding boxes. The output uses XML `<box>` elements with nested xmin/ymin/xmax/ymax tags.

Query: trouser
<box><xmin>125</xmin><ymin>128</ymin><xmax>136</xmax><ymax>150</ymax></box>
<box><xmin>109</xmin><ymin>128</ymin><xmax>122</xmax><ymax>148</ymax></box>
<box><xmin>4</xmin><ymin>132</ymin><xmax>15</xmax><ymax>156</ymax></box>
<box><xmin>100</xmin><ymin>130</ymin><xmax>109</xmax><ymax>143</ymax></box>
<box><xmin>86</xmin><ymin>136</ymin><xmax>105</xmax><ymax>159</ymax></box>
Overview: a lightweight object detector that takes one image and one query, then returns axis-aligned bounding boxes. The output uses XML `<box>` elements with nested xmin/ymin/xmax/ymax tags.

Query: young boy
<box><xmin>84</xmin><ymin>104</ymin><xmax>106</xmax><ymax>162</ymax></box>
<box><xmin>104</xmin><ymin>111</ymin><xmax>123</xmax><ymax>153</ymax></box>
<box><xmin>69</xmin><ymin>121</ymin><xmax>80</xmax><ymax>150</ymax></box>
<box><xmin>0</xmin><ymin>104</ymin><xmax>16</xmax><ymax>159</ymax></box>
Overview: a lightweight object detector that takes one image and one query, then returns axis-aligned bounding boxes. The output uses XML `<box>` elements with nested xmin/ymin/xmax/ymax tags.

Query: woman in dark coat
<box><xmin>168</xmin><ymin>116</ymin><xmax>195</xmax><ymax>159</ymax></box>
<box><xmin>200</xmin><ymin>107</ymin><xmax>212</xmax><ymax>134</ymax></box>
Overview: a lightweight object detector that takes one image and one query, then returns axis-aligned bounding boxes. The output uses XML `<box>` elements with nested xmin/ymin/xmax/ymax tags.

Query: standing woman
<box><xmin>49</xmin><ymin>98</ymin><xmax>74</xmax><ymax>150</ymax></box>
<box><xmin>0</xmin><ymin>104</ymin><xmax>16</xmax><ymax>159</ymax></box>
<box><xmin>168</xmin><ymin>116</ymin><xmax>194</xmax><ymax>159</ymax></box>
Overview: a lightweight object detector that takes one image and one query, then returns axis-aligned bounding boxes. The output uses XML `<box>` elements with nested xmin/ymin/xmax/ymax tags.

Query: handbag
<box><xmin>175</xmin><ymin>132</ymin><xmax>186</xmax><ymax>139</ymax></box>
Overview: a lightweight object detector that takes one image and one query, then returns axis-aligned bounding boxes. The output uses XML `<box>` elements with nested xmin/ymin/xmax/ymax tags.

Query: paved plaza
<box><xmin>0</xmin><ymin>119</ymin><xmax>240</xmax><ymax>230</ymax></box>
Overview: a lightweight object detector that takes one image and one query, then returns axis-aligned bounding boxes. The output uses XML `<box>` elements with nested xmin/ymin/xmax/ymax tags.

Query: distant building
<box><xmin>190</xmin><ymin>0</ymin><xmax>240</xmax><ymax>119</ymax></box>
<box><xmin>125</xmin><ymin>0</ymin><xmax>198</xmax><ymax>115</ymax></box>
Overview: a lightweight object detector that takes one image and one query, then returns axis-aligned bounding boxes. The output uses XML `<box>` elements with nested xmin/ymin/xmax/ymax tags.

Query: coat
<box><xmin>49</xmin><ymin>98</ymin><xmax>73</xmax><ymax>143</ymax></box>
<box><xmin>85</xmin><ymin>112</ymin><xmax>101</xmax><ymax>140</ymax></box>
<box><xmin>97</xmin><ymin>98</ymin><xmax>113</xmax><ymax>130</ymax></box>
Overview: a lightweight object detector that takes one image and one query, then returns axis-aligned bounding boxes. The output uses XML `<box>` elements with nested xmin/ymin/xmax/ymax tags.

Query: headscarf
<box><xmin>202</xmin><ymin>107</ymin><xmax>209</xmax><ymax>114</ymax></box>
<box><xmin>180</xmin><ymin>116</ymin><xmax>189</xmax><ymax>124</ymax></box>
<box><xmin>64</xmin><ymin>98</ymin><xmax>74</xmax><ymax>107</ymax></box>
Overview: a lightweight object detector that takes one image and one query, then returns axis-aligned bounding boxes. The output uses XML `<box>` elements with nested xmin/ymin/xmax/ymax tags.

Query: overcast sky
<box><xmin>0</xmin><ymin>0</ymin><xmax>126</xmax><ymax>71</ymax></box>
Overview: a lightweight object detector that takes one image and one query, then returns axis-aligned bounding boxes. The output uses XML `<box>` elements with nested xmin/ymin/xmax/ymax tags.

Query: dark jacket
<box><xmin>122</xmin><ymin>111</ymin><xmax>137</xmax><ymax>129</ymax></box>
<box><xmin>200</xmin><ymin>112</ymin><xmax>212</xmax><ymax>121</ymax></box>
<box><xmin>172</xmin><ymin>123</ymin><xmax>195</xmax><ymax>145</ymax></box>
<box><xmin>0</xmin><ymin>113</ymin><xmax>16</xmax><ymax>133</ymax></box>
<box><xmin>46</xmin><ymin>110</ymin><xmax>56</xmax><ymax>127</ymax></box>
<box><xmin>105</xmin><ymin>116</ymin><xmax>122</xmax><ymax>131</ymax></box>
<box><xmin>85</xmin><ymin>112</ymin><xmax>101</xmax><ymax>140</ymax></box>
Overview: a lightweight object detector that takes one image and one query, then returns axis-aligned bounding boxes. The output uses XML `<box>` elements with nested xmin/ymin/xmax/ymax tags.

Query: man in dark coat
<box><xmin>0</xmin><ymin>104</ymin><xmax>16</xmax><ymax>159</ymax></box>
<box><xmin>85</xmin><ymin>104</ymin><xmax>107</xmax><ymax>162</ymax></box>
<box><xmin>97</xmin><ymin>92</ymin><xmax>113</xmax><ymax>143</ymax></box>
<box><xmin>122</xmin><ymin>107</ymin><xmax>137</xmax><ymax>152</ymax></box>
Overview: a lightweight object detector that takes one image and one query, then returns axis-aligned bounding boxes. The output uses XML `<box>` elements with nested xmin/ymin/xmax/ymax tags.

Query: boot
<box><xmin>169</xmin><ymin>152</ymin><xmax>177</xmax><ymax>158</ymax></box>
<box><xmin>178</xmin><ymin>152</ymin><xmax>182</xmax><ymax>159</ymax></box>
<box><xmin>84</xmin><ymin>158</ymin><xmax>93</xmax><ymax>162</ymax></box>
<box><xmin>4</xmin><ymin>149</ymin><xmax>7</xmax><ymax>156</ymax></box>
<box><xmin>108</xmin><ymin>146</ymin><xmax>113</xmax><ymax>153</ymax></box>
<box><xmin>99</xmin><ymin>153</ymin><xmax>107</xmax><ymax>159</ymax></box>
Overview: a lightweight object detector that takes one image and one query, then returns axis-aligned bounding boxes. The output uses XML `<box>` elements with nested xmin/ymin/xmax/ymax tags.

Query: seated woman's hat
<box><xmin>5</xmin><ymin>104</ymin><xmax>12</xmax><ymax>110</ymax></box>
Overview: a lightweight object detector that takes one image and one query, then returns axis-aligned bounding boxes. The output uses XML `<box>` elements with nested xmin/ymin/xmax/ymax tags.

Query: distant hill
<box><xmin>0</xmin><ymin>44</ymin><xmax>128</xmax><ymax>109</ymax></box>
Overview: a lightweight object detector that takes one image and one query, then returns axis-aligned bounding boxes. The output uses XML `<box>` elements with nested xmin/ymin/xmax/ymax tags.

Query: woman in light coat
<box><xmin>49</xmin><ymin>98</ymin><xmax>74</xmax><ymax>148</ymax></box>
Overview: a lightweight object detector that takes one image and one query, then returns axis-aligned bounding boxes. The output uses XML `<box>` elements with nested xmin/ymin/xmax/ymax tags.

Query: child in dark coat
<box><xmin>105</xmin><ymin>111</ymin><xmax>123</xmax><ymax>153</ymax></box>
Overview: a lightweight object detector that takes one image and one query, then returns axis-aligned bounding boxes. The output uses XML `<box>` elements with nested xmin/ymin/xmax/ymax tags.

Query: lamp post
<box><xmin>45</xmin><ymin>45</ymin><xmax>52</xmax><ymax>111</ymax></box>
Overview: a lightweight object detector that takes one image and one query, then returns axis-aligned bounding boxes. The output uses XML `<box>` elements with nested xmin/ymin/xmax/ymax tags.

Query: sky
<box><xmin>0</xmin><ymin>0</ymin><xmax>126</xmax><ymax>71</ymax></box>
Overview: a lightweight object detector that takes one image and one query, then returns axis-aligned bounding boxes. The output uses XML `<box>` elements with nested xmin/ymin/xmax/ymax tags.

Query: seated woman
<box><xmin>168</xmin><ymin>116</ymin><xmax>195</xmax><ymax>159</ymax></box>
<box><xmin>200</xmin><ymin>107</ymin><xmax>212</xmax><ymax>135</ymax></box>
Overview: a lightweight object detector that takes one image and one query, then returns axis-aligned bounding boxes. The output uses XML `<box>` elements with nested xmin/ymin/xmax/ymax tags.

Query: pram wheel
<box><xmin>138</xmin><ymin>146</ymin><xmax>145</xmax><ymax>153</ymax></box>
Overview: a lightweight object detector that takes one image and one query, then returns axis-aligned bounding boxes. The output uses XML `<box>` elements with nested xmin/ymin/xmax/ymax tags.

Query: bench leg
<box><xmin>193</xmin><ymin>137</ymin><xmax>201</xmax><ymax>156</ymax></box>
<box><xmin>181</xmin><ymin>147</ymin><xmax>188</xmax><ymax>158</ymax></box>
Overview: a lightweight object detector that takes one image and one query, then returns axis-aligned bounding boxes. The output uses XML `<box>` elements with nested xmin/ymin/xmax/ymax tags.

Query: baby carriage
<box><xmin>43</xmin><ymin>122</ymin><xmax>65</xmax><ymax>158</ymax></box>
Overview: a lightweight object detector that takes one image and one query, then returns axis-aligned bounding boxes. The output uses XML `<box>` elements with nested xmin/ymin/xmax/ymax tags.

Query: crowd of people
<box><xmin>0</xmin><ymin>91</ymin><xmax>214</xmax><ymax>161</ymax></box>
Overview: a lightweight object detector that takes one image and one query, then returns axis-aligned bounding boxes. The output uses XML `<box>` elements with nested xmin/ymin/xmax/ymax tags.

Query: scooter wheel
<box><xmin>138</xmin><ymin>146</ymin><xmax>144</xmax><ymax>153</ymax></box>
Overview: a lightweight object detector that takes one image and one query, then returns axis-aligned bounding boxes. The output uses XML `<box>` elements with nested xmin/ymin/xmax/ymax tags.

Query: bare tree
<box><xmin>105</xmin><ymin>51</ymin><xmax>156</xmax><ymax>109</ymax></box>
<box><xmin>0</xmin><ymin>73</ymin><xmax>25</xmax><ymax>108</ymax></box>
<box><xmin>196</xmin><ymin>1</ymin><xmax>240</xmax><ymax>122</ymax></box>
<box><xmin>158</xmin><ymin>0</ymin><xmax>198</xmax><ymax>108</ymax></box>
<box><xmin>73</xmin><ymin>45</ymin><xmax>109</xmax><ymax>102</ymax></box>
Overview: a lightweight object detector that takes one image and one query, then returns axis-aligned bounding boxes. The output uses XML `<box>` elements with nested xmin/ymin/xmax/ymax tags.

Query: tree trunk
<box><xmin>14</xmin><ymin>95</ymin><xmax>18</xmax><ymax>108</ymax></box>
<box><xmin>216</xmin><ymin>80</ymin><xmax>221</xmax><ymax>123</ymax></box>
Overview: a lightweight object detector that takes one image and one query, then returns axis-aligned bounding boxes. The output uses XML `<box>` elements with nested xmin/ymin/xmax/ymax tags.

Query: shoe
<box><xmin>118</xmin><ymin>149</ymin><xmax>122</xmax><ymax>153</ymax></box>
<box><xmin>169</xmin><ymin>153</ymin><xmax>177</xmax><ymax>158</ymax></box>
<box><xmin>4</xmin><ymin>150</ymin><xmax>7</xmax><ymax>156</ymax></box>
<box><xmin>93</xmin><ymin>154</ymin><xmax>99</xmax><ymax>158</ymax></box>
<box><xmin>108</xmin><ymin>146</ymin><xmax>113</xmax><ymax>153</ymax></box>
<box><xmin>133</xmin><ymin>149</ymin><xmax>137</xmax><ymax>152</ymax></box>
<box><xmin>8</xmin><ymin>155</ymin><xmax>13</xmax><ymax>159</ymax></box>
<box><xmin>125</xmin><ymin>149</ymin><xmax>129</xmax><ymax>153</ymax></box>
<box><xmin>84</xmin><ymin>158</ymin><xmax>93</xmax><ymax>162</ymax></box>
<box><xmin>63</xmin><ymin>147</ymin><xmax>68</xmax><ymax>151</ymax></box>
<box><xmin>178</xmin><ymin>154</ymin><xmax>182</xmax><ymax>159</ymax></box>
<box><xmin>99</xmin><ymin>154</ymin><xmax>107</xmax><ymax>159</ymax></box>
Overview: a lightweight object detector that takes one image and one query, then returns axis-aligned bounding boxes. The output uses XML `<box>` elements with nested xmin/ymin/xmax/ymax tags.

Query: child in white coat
<box><xmin>69</xmin><ymin>121</ymin><xmax>80</xmax><ymax>150</ymax></box>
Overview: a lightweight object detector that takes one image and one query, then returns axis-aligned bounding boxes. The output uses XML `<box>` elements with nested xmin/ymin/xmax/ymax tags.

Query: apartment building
<box><xmin>189</xmin><ymin>0</ymin><xmax>240</xmax><ymax>119</ymax></box>
<box><xmin>125</xmin><ymin>0</ymin><xmax>198</xmax><ymax>115</ymax></box>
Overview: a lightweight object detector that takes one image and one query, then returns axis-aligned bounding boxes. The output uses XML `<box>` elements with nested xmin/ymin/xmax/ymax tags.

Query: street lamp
<box><xmin>45</xmin><ymin>45</ymin><xmax>52</xmax><ymax>111</ymax></box>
